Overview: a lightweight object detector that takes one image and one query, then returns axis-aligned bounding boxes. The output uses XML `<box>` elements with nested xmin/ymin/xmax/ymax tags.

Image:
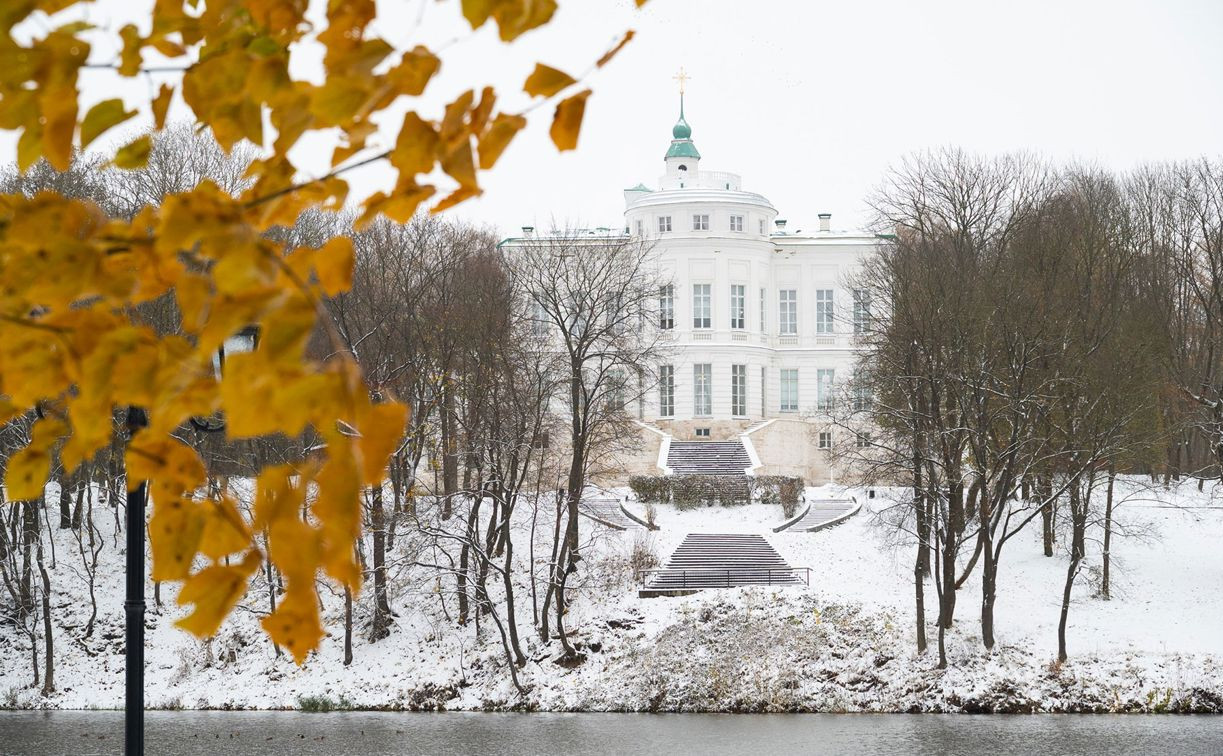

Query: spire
<box><xmin>672</xmin><ymin>92</ymin><xmax>692</xmax><ymax>140</ymax></box>
<box><xmin>665</xmin><ymin>67</ymin><xmax>699</xmax><ymax>160</ymax></box>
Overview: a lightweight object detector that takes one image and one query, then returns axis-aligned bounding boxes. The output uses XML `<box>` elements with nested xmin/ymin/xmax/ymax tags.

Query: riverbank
<box><xmin>3</xmin><ymin>479</ymin><xmax>1221</xmax><ymax>714</ymax></box>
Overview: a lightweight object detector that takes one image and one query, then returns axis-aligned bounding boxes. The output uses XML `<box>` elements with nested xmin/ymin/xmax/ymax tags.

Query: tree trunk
<box><xmin>539</xmin><ymin>488</ymin><xmax>564</xmax><ymax>642</ymax></box>
<box><xmin>914</xmin><ymin>535</ymin><xmax>927</xmax><ymax>655</ymax></box>
<box><xmin>441</xmin><ymin>386</ymin><xmax>458</xmax><ymax>520</ymax></box>
<box><xmin>35</xmin><ymin>499</ymin><xmax>54</xmax><ymax>695</ymax></box>
<box><xmin>57</xmin><ymin>473</ymin><xmax>72</xmax><ymax>529</ymax></box>
<box><xmin>939</xmin><ymin>482</ymin><xmax>962</xmax><ymax>630</ymax></box>
<box><xmin>370</xmin><ymin>484</ymin><xmax>391</xmax><ymax>640</ymax></box>
<box><xmin>343</xmin><ymin>584</ymin><xmax>353</xmax><ymax>666</ymax></box>
<box><xmin>911</xmin><ymin>448</ymin><xmax>927</xmax><ymax>654</ymax></box>
<box><xmin>457</xmin><ymin>494</ymin><xmax>480</xmax><ymax>626</ymax></box>
<box><xmin>1101</xmin><ymin>465</ymin><xmax>1115</xmax><ymax>601</ymax></box>
<box><xmin>1057</xmin><ymin>480</ymin><xmax>1088</xmax><ymax>662</ymax></box>
<box><xmin>1040</xmin><ymin>476</ymin><xmax>1055</xmax><ymax>557</ymax></box>
<box><xmin>500</xmin><ymin>502</ymin><xmax>527</xmax><ymax>666</ymax></box>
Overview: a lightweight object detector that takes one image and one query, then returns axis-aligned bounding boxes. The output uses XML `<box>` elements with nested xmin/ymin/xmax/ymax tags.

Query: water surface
<box><xmin>2</xmin><ymin>710</ymin><xmax>1221</xmax><ymax>755</ymax></box>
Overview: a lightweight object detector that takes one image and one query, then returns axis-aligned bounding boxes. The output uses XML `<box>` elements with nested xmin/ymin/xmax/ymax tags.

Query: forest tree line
<box><xmin>837</xmin><ymin>149</ymin><xmax>1223</xmax><ymax>666</ymax></box>
<box><xmin>0</xmin><ymin>126</ymin><xmax>663</xmax><ymax>695</ymax></box>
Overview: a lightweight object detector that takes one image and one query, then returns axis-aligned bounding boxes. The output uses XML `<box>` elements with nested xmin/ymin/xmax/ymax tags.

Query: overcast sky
<box><xmin>6</xmin><ymin>0</ymin><xmax>1223</xmax><ymax>237</ymax></box>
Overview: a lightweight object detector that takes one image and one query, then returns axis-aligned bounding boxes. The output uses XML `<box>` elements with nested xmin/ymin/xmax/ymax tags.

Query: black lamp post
<box><xmin>124</xmin><ymin>406</ymin><xmax>148</xmax><ymax>756</ymax></box>
<box><xmin>124</xmin><ymin>325</ymin><xmax>256</xmax><ymax>755</ymax></box>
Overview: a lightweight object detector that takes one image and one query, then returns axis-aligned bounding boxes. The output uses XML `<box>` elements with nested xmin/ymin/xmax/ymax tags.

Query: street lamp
<box><xmin>125</xmin><ymin>325</ymin><xmax>257</xmax><ymax>755</ymax></box>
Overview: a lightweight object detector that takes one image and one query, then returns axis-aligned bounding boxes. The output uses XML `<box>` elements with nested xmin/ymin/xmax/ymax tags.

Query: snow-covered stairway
<box><xmin>772</xmin><ymin>498</ymin><xmax>860</xmax><ymax>533</ymax></box>
<box><xmin>579</xmin><ymin>498</ymin><xmax>644</xmax><ymax>530</ymax></box>
<box><xmin>638</xmin><ymin>533</ymin><xmax>808</xmax><ymax>597</ymax></box>
<box><xmin>665</xmin><ymin>441</ymin><xmax>752</xmax><ymax>476</ymax></box>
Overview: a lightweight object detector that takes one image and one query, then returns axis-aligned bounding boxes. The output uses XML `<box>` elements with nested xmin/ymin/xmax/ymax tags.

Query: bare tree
<box><xmin>505</xmin><ymin>230</ymin><xmax>665</xmax><ymax>660</ymax></box>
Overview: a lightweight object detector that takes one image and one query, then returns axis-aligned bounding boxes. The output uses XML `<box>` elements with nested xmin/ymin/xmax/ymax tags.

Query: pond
<box><xmin>2</xmin><ymin>710</ymin><xmax>1221</xmax><ymax>755</ymax></box>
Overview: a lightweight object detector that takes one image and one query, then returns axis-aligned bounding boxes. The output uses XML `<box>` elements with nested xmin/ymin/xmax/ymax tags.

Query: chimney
<box><xmin>774</xmin><ymin>219</ymin><xmax>787</xmax><ymax>232</ymax></box>
<box><xmin>818</xmin><ymin>213</ymin><xmax>831</xmax><ymax>232</ymax></box>
<box><xmin>521</xmin><ymin>225</ymin><xmax>535</xmax><ymax>237</ymax></box>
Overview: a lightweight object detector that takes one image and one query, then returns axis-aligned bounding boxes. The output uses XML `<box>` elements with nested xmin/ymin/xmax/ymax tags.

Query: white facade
<box><xmin>501</xmin><ymin>99</ymin><xmax>881</xmax><ymax>451</ymax></box>
<box><xmin>625</xmin><ymin>101</ymin><xmax>879</xmax><ymax>440</ymax></box>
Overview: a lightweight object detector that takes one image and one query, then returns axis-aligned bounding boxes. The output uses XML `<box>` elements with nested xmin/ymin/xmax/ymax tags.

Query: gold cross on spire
<box><xmin>673</xmin><ymin>66</ymin><xmax>690</xmax><ymax>95</ymax></box>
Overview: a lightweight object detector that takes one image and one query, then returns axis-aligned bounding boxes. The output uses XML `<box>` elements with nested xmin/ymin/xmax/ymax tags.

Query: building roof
<box><xmin>665</xmin><ymin>140</ymin><xmax>701</xmax><ymax>159</ymax></box>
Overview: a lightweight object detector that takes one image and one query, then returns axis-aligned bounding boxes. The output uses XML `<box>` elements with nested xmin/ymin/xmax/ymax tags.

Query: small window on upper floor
<box><xmin>730</xmin><ymin>215</ymin><xmax>743</xmax><ymax>232</ymax></box>
<box><xmin>658</xmin><ymin>216</ymin><xmax>672</xmax><ymax>233</ymax></box>
<box><xmin>678</xmin><ymin>164</ymin><xmax>688</xmax><ymax>172</ymax></box>
<box><xmin>759</xmin><ymin>218</ymin><xmax>766</xmax><ymax>235</ymax></box>
<box><xmin>635</xmin><ymin>219</ymin><xmax>643</xmax><ymax>237</ymax></box>
<box><xmin>693</xmin><ymin>214</ymin><xmax>709</xmax><ymax>231</ymax></box>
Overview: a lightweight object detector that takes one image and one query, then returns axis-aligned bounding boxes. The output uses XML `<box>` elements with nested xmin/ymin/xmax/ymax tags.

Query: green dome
<box><xmin>664</xmin><ymin>94</ymin><xmax>699</xmax><ymax>159</ymax></box>
<box><xmin>672</xmin><ymin>116</ymin><xmax>691</xmax><ymax>140</ymax></box>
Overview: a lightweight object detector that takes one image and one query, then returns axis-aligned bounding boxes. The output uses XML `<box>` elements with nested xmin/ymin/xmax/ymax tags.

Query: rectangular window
<box><xmin>730</xmin><ymin>214</ymin><xmax>744</xmax><ymax>232</ymax></box>
<box><xmin>780</xmin><ymin>368</ymin><xmax>799</xmax><ymax>412</ymax></box>
<box><xmin>731</xmin><ymin>364</ymin><xmax>747</xmax><ymax>416</ymax></box>
<box><xmin>694</xmin><ymin>363</ymin><xmax>712</xmax><ymax>416</ymax></box>
<box><xmin>856</xmin><ymin>432</ymin><xmax>871</xmax><ymax>449</ymax></box>
<box><xmin>760</xmin><ymin>366</ymin><xmax>767</xmax><ymax>416</ymax></box>
<box><xmin>635</xmin><ymin>219</ymin><xmax>643</xmax><ymax>237</ymax></box>
<box><xmin>658</xmin><ymin>215</ymin><xmax>672</xmax><ymax>233</ymax></box>
<box><xmin>730</xmin><ymin>284</ymin><xmax>745</xmax><ymax>329</ymax></box>
<box><xmin>818</xmin><ymin>431</ymin><xmax>832</xmax><ymax>449</ymax></box>
<box><xmin>853</xmin><ymin>385</ymin><xmax>872</xmax><ymax>412</ymax></box>
<box><xmin>693</xmin><ymin>284</ymin><xmax>711</xmax><ymax>329</ymax></box>
<box><xmin>779</xmin><ymin>289</ymin><xmax>797</xmax><ymax>335</ymax></box>
<box><xmin>608</xmin><ymin>370</ymin><xmax>625</xmax><ymax>411</ymax></box>
<box><xmin>816</xmin><ymin>289</ymin><xmax>834</xmax><ymax>334</ymax></box>
<box><xmin>853</xmin><ymin>289</ymin><xmax>871</xmax><ymax>334</ymax></box>
<box><xmin>532</xmin><ymin>299</ymin><xmax>548</xmax><ymax>338</ymax></box>
<box><xmin>692</xmin><ymin>214</ymin><xmax>709</xmax><ymax>231</ymax></box>
<box><xmin>759</xmin><ymin>218</ymin><xmax>766</xmax><ymax>235</ymax></box>
<box><xmin>659</xmin><ymin>284</ymin><xmax>674</xmax><ymax>330</ymax></box>
<box><xmin>571</xmin><ymin>290</ymin><xmax>588</xmax><ymax>340</ymax></box>
<box><xmin>658</xmin><ymin>365</ymin><xmax>674</xmax><ymax>417</ymax></box>
<box><xmin>760</xmin><ymin>288</ymin><xmax>766</xmax><ymax>333</ymax></box>
<box><xmin>695</xmin><ymin>427</ymin><xmax>711</xmax><ymax>438</ymax></box>
<box><xmin>817</xmin><ymin>368</ymin><xmax>835</xmax><ymax>412</ymax></box>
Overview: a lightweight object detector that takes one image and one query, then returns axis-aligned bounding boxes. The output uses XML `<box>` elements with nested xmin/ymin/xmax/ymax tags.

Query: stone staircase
<box><xmin>639</xmin><ymin>533</ymin><xmax>807</xmax><ymax>597</ymax></box>
<box><xmin>579</xmin><ymin>497</ymin><xmax>646</xmax><ymax>530</ymax></box>
<box><xmin>773</xmin><ymin>498</ymin><xmax>860</xmax><ymax>533</ymax></box>
<box><xmin>665</xmin><ymin>441</ymin><xmax>752</xmax><ymax>476</ymax></box>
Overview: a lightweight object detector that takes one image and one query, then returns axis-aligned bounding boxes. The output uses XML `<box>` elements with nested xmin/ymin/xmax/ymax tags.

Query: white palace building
<box><xmin>506</xmin><ymin>94</ymin><xmax>882</xmax><ymax>483</ymax></box>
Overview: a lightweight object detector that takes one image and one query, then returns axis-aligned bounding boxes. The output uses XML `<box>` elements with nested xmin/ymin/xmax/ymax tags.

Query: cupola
<box><xmin>664</xmin><ymin>93</ymin><xmax>700</xmax><ymax>177</ymax></box>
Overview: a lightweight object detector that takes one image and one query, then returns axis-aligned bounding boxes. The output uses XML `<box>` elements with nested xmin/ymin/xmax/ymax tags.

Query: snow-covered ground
<box><xmin>4</xmin><ymin>477</ymin><xmax>1222</xmax><ymax>712</ymax></box>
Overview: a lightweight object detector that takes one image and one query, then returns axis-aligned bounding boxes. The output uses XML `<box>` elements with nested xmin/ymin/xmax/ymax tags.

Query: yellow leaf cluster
<box><xmin>0</xmin><ymin>0</ymin><xmax>639</xmax><ymax>662</ymax></box>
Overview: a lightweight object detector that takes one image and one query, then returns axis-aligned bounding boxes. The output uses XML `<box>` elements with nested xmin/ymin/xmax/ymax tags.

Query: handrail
<box><xmin>618</xmin><ymin>499</ymin><xmax>659</xmax><ymax>531</ymax></box>
<box><xmin>636</xmin><ymin>566</ymin><xmax>810</xmax><ymax>589</ymax></box>
<box><xmin>771</xmin><ymin>501</ymin><xmax>812</xmax><ymax>533</ymax></box>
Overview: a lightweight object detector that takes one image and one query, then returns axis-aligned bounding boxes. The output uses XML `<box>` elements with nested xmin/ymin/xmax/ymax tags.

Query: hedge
<box><xmin>629</xmin><ymin>474</ymin><xmax>804</xmax><ymax>515</ymax></box>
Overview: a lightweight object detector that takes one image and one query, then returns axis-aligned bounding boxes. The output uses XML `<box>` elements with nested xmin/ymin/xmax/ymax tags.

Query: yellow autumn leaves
<box><xmin>0</xmin><ymin>0</ymin><xmax>644</xmax><ymax>662</ymax></box>
<box><xmin>0</xmin><ymin>183</ymin><xmax>407</xmax><ymax>662</ymax></box>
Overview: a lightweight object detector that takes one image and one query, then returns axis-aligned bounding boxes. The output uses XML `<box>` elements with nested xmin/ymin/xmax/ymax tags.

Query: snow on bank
<box><xmin>3</xmin><ymin>478</ymin><xmax>1222</xmax><ymax>713</ymax></box>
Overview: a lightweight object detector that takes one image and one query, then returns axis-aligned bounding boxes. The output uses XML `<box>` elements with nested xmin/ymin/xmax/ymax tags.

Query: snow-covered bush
<box><xmin>628</xmin><ymin>475</ymin><xmax>670</xmax><ymax>503</ymax></box>
<box><xmin>748</xmin><ymin>476</ymin><xmax>805</xmax><ymax>517</ymax></box>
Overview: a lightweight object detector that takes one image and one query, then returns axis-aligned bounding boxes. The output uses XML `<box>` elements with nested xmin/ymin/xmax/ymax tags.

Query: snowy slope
<box><xmin>2</xmin><ymin>477</ymin><xmax>1221</xmax><ymax>713</ymax></box>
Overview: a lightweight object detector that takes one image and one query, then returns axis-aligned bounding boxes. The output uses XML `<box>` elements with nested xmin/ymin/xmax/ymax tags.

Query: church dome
<box><xmin>672</xmin><ymin>114</ymin><xmax>691</xmax><ymax>140</ymax></box>
<box><xmin>664</xmin><ymin>94</ymin><xmax>700</xmax><ymax>160</ymax></box>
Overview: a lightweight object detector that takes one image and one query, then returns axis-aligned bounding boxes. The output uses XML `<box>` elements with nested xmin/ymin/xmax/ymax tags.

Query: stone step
<box><xmin>641</xmin><ymin>532</ymin><xmax>807</xmax><ymax>596</ymax></box>
<box><xmin>774</xmin><ymin>498</ymin><xmax>861</xmax><ymax>533</ymax></box>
